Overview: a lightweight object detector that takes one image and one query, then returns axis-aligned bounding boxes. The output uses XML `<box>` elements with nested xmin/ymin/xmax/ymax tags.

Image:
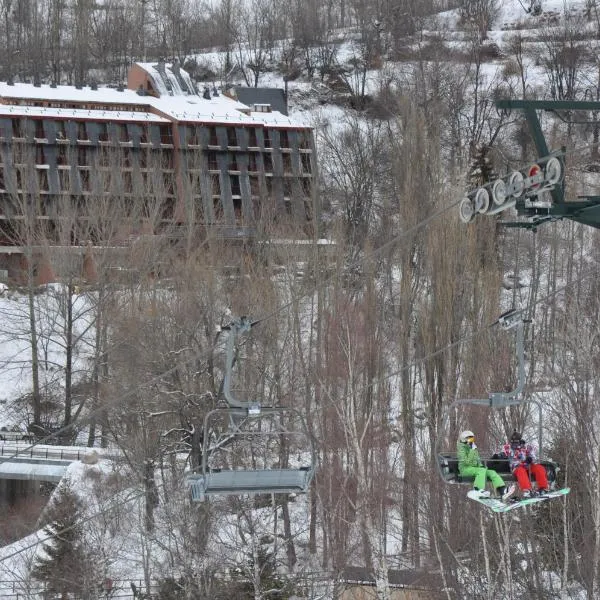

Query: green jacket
<box><xmin>457</xmin><ymin>441</ymin><xmax>483</xmax><ymax>473</ymax></box>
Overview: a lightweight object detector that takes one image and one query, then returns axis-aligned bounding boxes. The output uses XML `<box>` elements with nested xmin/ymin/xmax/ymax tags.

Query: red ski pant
<box><xmin>513</xmin><ymin>463</ymin><xmax>548</xmax><ymax>491</ymax></box>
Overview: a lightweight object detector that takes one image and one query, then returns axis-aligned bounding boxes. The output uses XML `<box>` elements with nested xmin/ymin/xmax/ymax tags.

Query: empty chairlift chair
<box><xmin>187</xmin><ymin>317</ymin><xmax>316</xmax><ymax>501</ymax></box>
<box><xmin>188</xmin><ymin>406</ymin><xmax>315</xmax><ymax>501</ymax></box>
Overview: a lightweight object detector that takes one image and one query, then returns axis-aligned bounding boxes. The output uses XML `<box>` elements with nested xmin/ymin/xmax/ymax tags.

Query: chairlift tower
<box><xmin>459</xmin><ymin>99</ymin><xmax>600</xmax><ymax>230</ymax></box>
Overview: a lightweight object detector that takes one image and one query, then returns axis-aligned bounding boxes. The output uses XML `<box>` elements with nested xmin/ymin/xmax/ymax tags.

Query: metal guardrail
<box><xmin>0</xmin><ymin>442</ymin><xmax>119</xmax><ymax>462</ymax></box>
<box><xmin>0</xmin><ymin>579</ymin><xmax>159</xmax><ymax>599</ymax></box>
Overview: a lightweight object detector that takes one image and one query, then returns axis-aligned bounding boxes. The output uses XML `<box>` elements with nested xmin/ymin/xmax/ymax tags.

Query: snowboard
<box><xmin>467</xmin><ymin>487</ymin><xmax>570</xmax><ymax>513</ymax></box>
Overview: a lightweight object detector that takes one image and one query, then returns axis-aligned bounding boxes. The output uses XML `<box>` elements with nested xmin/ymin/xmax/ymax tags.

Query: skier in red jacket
<box><xmin>501</xmin><ymin>430</ymin><xmax>548</xmax><ymax>501</ymax></box>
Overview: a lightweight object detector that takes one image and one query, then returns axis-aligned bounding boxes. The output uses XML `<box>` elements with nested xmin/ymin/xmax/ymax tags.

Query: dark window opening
<box><xmin>38</xmin><ymin>170</ymin><xmax>49</xmax><ymax>191</ymax></box>
<box><xmin>283</xmin><ymin>154</ymin><xmax>292</xmax><ymax>173</ymax></box>
<box><xmin>211</xmin><ymin>174</ymin><xmax>221</xmax><ymax>197</ymax></box>
<box><xmin>228</xmin><ymin>153</ymin><xmax>239</xmax><ymax>171</ymax></box>
<box><xmin>140</xmin><ymin>126</ymin><xmax>149</xmax><ymax>144</ymax></box>
<box><xmin>118</xmin><ymin>124</ymin><xmax>129</xmax><ymax>142</ymax></box>
<box><xmin>59</xmin><ymin>170</ymin><xmax>70</xmax><ymax>192</ymax></box>
<box><xmin>36</xmin><ymin>146</ymin><xmax>46</xmax><ymax>164</ymax></box>
<box><xmin>163</xmin><ymin>173</ymin><xmax>174</xmax><ymax>195</ymax></box>
<box><xmin>302</xmin><ymin>178</ymin><xmax>312</xmax><ymax>196</ymax></box>
<box><xmin>264</xmin><ymin>153</ymin><xmax>272</xmax><ymax>172</ymax></box>
<box><xmin>279</xmin><ymin>130</ymin><xmax>289</xmax><ymax>148</ymax></box>
<box><xmin>248</xmin><ymin>154</ymin><xmax>258</xmax><ymax>172</ymax></box>
<box><xmin>56</xmin><ymin>121</ymin><xmax>67</xmax><ymax>140</ymax></box>
<box><xmin>301</xmin><ymin>153</ymin><xmax>312</xmax><ymax>174</ymax></box>
<box><xmin>123</xmin><ymin>172</ymin><xmax>133</xmax><ymax>193</ymax></box>
<box><xmin>12</xmin><ymin>119</ymin><xmax>23</xmax><ymax>138</ymax></box>
<box><xmin>230</xmin><ymin>175</ymin><xmax>241</xmax><ymax>196</ymax></box>
<box><xmin>249</xmin><ymin>176</ymin><xmax>260</xmax><ymax>196</ymax></box>
<box><xmin>283</xmin><ymin>179</ymin><xmax>293</xmax><ymax>198</ymax></box>
<box><xmin>207</xmin><ymin>151</ymin><xmax>218</xmax><ymax>170</ymax></box>
<box><xmin>263</xmin><ymin>129</ymin><xmax>272</xmax><ymax>148</ymax></box>
<box><xmin>77</xmin><ymin>121</ymin><xmax>88</xmax><ymax>141</ymax></box>
<box><xmin>80</xmin><ymin>170</ymin><xmax>90</xmax><ymax>192</ymax></box>
<box><xmin>208</xmin><ymin>127</ymin><xmax>218</xmax><ymax>146</ymax></box>
<box><xmin>187</xmin><ymin>126</ymin><xmax>199</xmax><ymax>146</ymax></box>
<box><xmin>227</xmin><ymin>127</ymin><xmax>237</xmax><ymax>147</ymax></box>
<box><xmin>248</xmin><ymin>128</ymin><xmax>258</xmax><ymax>147</ymax></box>
<box><xmin>159</xmin><ymin>125</ymin><xmax>173</xmax><ymax>145</ymax></box>
<box><xmin>34</xmin><ymin>120</ymin><xmax>45</xmax><ymax>139</ymax></box>
<box><xmin>57</xmin><ymin>145</ymin><xmax>68</xmax><ymax>166</ymax></box>
<box><xmin>213</xmin><ymin>198</ymin><xmax>223</xmax><ymax>220</ymax></box>
<box><xmin>98</xmin><ymin>123</ymin><xmax>109</xmax><ymax>142</ymax></box>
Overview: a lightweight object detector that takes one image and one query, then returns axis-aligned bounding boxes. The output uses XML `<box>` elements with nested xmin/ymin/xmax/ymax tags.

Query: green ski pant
<box><xmin>460</xmin><ymin>466</ymin><xmax>504</xmax><ymax>490</ymax></box>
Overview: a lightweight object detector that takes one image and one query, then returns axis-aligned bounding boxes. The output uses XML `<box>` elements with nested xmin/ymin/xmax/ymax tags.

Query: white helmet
<box><xmin>459</xmin><ymin>430</ymin><xmax>475</xmax><ymax>443</ymax></box>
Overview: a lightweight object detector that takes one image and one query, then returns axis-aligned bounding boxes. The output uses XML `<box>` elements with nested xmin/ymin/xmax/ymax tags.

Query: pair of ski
<box><xmin>467</xmin><ymin>487</ymin><xmax>570</xmax><ymax>513</ymax></box>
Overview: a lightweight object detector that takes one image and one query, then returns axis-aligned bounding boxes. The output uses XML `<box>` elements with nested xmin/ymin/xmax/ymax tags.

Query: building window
<box><xmin>248</xmin><ymin>128</ymin><xmax>258</xmax><ymax>147</ymax></box>
<box><xmin>302</xmin><ymin>178</ymin><xmax>312</xmax><ymax>196</ymax></box>
<box><xmin>163</xmin><ymin>173</ymin><xmax>174</xmax><ymax>195</ymax></box>
<box><xmin>187</xmin><ymin>126</ymin><xmax>199</xmax><ymax>146</ymax></box>
<box><xmin>34</xmin><ymin>120</ymin><xmax>45</xmax><ymax>139</ymax></box>
<box><xmin>279</xmin><ymin>130</ymin><xmax>289</xmax><ymax>148</ymax></box>
<box><xmin>159</xmin><ymin>125</ymin><xmax>173</xmax><ymax>145</ymax></box>
<box><xmin>0</xmin><ymin>168</ymin><xmax>4</xmax><ymax>190</ymax></box>
<box><xmin>263</xmin><ymin>129</ymin><xmax>272</xmax><ymax>148</ymax></box>
<box><xmin>123</xmin><ymin>172</ymin><xmax>133</xmax><ymax>194</ymax></box>
<box><xmin>211</xmin><ymin>174</ymin><xmax>221</xmax><ymax>197</ymax></box>
<box><xmin>98</xmin><ymin>123</ymin><xmax>109</xmax><ymax>142</ymax></box>
<box><xmin>80</xmin><ymin>170</ymin><xmax>91</xmax><ymax>192</ymax></box>
<box><xmin>283</xmin><ymin>179</ymin><xmax>293</xmax><ymax>198</ymax></box>
<box><xmin>78</xmin><ymin>147</ymin><xmax>90</xmax><ymax>166</ymax></box>
<box><xmin>283</xmin><ymin>154</ymin><xmax>292</xmax><ymax>173</ymax></box>
<box><xmin>208</xmin><ymin>127</ymin><xmax>218</xmax><ymax>146</ymax></box>
<box><xmin>248</xmin><ymin>153</ymin><xmax>258</xmax><ymax>172</ymax></box>
<box><xmin>38</xmin><ymin>170</ymin><xmax>49</xmax><ymax>192</ymax></box>
<box><xmin>228</xmin><ymin>153</ymin><xmax>239</xmax><ymax>172</ymax></box>
<box><xmin>249</xmin><ymin>175</ymin><xmax>260</xmax><ymax>196</ymax></box>
<box><xmin>264</xmin><ymin>153</ymin><xmax>272</xmax><ymax>172</ymax></box>
<box><xmin>227</xmin><ymin>127</ymin><xmax>237</xmax><ymax>147</ymax></box>
<box><xmin>207</xmin><ymin>151</ymin><xmax>218</xmax><ymax>170</ymax></box>
<box><xmin>230</xmin><ymin>175</ymin><xmax>241</xmax><ymax>196</ymax></box>
<box><xmin>36</xmin><ymin>146</ymin><xmax>46</xmax><ymax>165</ymax></box>
<box><xmin>117</xmin><ymin>124</ymin><xmax>129</xmax><ymax>142</ymax></box>
<box><xmin>301</xmin><ymin>153</ymin><xmax>312</xmax><ymax>174</ymax></box>
<box><xmin>140</xmin><ymin>126</ymin><xmax>149</xmax><ymax>144</ymax></box>
<box><xmin>12</xmin><ymin>119</ymin><xmax>23</xmax><ymax>138</ymax></box>
<box><xmin>213</xmin><ymin>198</ymin><xmax>223</xmax><ymax>221</ymax></box>
<box><xmin>298</xmin><ymin>131</ymin><xmax>311</xmax><ymax>149</ymax></box>
<box><xmin>57</xmin><ymin>145</ymin><xmax>69</xmax><ymax>166</ymax></box>
<box><xmin>59</xmin><ymin>170</ymin><xmax>70</xmax><ymax>192</ymax></box>
<box><xmin>56</xmin><ymin>121</ymin><xmax>67</xmax><ymax>141</ymax></box>
<box><xmin>76</xmin><ymin>121</ymin><xmax>88</xmax><ymax>141</ymax></box>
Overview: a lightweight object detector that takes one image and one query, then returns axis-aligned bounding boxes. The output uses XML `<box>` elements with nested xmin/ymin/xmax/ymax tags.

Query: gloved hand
<box><xmin>525</xmin><ymin>456</ymin><xmax>533</xmax><ymax>464</ymax></box>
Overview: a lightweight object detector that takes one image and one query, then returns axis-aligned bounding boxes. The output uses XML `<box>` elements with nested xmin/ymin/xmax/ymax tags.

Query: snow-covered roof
<box><xmin>0</xmin><ymin>67</ymin><xmax>311</xmax><ymax>129</ymax></box>
<box><xmin>0</xmin><ymin>103</ymin><xmax>168</xmax><ymax>122</ymax></box>
<box><xmin>0</xmin><ymin>81</ymin><xmax>149</xmax><ymax>106</ymax></box>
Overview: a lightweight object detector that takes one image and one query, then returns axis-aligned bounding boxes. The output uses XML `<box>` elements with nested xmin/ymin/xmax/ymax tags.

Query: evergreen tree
<box><xmin>31</xmin><ymin>482</ymin><xmax>99</xmax><ymax>599</ymax></box>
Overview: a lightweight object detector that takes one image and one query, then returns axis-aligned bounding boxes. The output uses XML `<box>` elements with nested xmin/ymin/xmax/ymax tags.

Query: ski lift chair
<box><xmin>435</xmin><ymin>309</ymin><xmax>559</xmax><ymax>488</ymax></box>
<box><xmin>188</xmin><ymin>406</ymin><xmax>316</xmax><ymax>502</ymax></box>
<box><xmin>187</xmin><ymin>317</ymin><xmax>316</xmax><ymax>502</ymax></box>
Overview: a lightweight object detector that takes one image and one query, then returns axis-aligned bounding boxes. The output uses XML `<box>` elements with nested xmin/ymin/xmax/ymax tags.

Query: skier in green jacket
<box><xmin>457</xmin><ymin>430</ymin><xmax>506</xmax><ymax>498</ymax></box>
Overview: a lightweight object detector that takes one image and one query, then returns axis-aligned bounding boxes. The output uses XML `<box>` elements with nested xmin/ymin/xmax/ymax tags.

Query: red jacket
<box><xmin>502</xmin><ymin>442</ymin><xmax>537</xmax><ymax>471</ymax></box>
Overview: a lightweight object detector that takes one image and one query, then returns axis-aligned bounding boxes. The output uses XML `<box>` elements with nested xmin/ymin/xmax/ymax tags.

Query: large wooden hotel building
<box><xmin>0</xmin><ymin>61</ymin><xmax>317</xmax><ymax>283</ymax></box>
